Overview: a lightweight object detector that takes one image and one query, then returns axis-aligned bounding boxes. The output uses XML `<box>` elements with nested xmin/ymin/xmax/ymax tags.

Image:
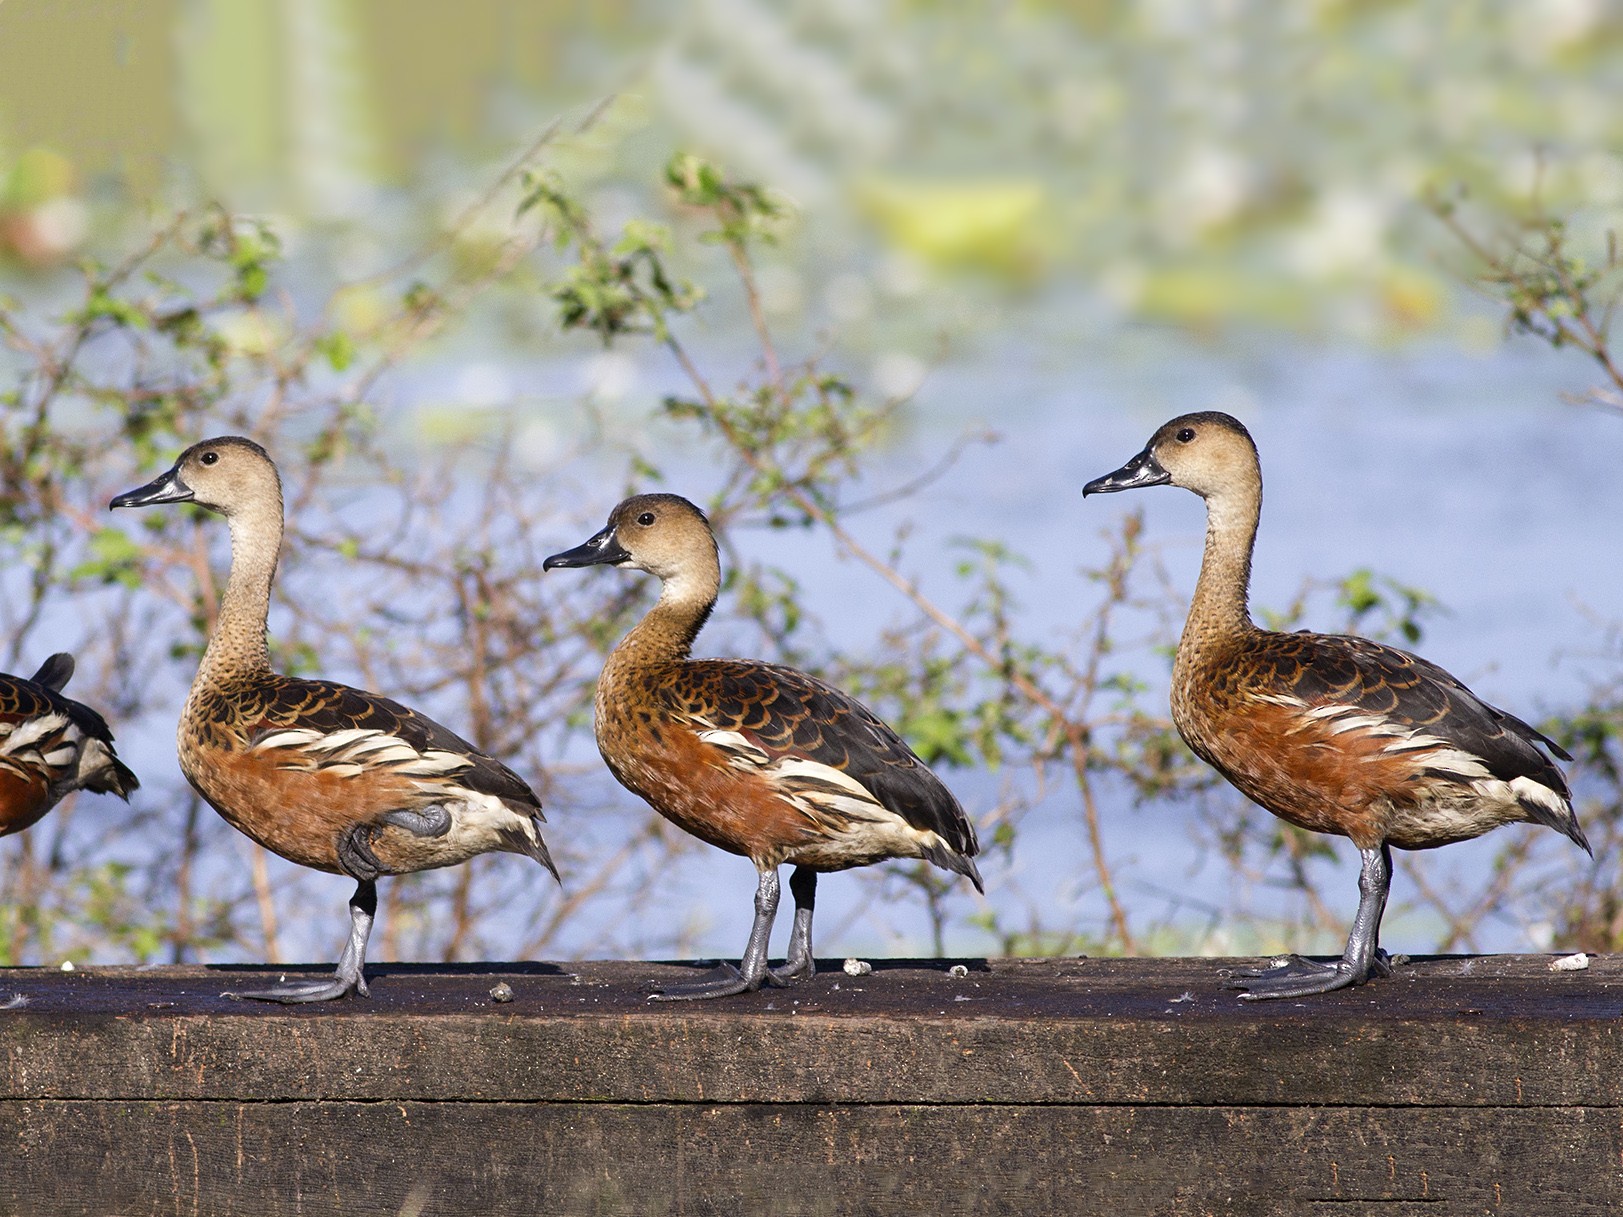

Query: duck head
<box><xmin>1083</xmin><ymin>411</ymin><xmax>1259</xmax><ymax>501</ymax></box>
<box><xmin>110</xmin><ymin>436</ymin><xmax>282</xmax><ymax>518</ymax></box>
<box><xmin>543</xmin><ymin>493</ymin><xmax>719</xmax><ymax>588</ymax></box>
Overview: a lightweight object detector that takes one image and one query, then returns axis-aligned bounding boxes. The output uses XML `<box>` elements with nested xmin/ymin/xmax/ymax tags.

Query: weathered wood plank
<box><xmin>1</xmin><ymin>955</ymin><xmax>1617</xmax><ymax>1215</ymax></box>
<box><xmin>0</xmin><ymin>955</ymin><xmax>1618</xmax><ymax>1107</ymax></box>
<box><xmin>3</xmin><ymin>1100</ymin><xmax>1617</xmax><ymax>1216</ymax></box>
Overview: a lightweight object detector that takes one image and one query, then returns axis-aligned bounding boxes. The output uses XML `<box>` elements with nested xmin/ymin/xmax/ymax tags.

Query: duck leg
<box><xmin>1232</xmin><ymin>844</ymin><xmax>1393</xmax><ymax>1001</ymax></box>
<box><xmin>769</xmin><ymin>866</ymin><xmax>818</xmax><ymax>987</ymax></box>
<box><xmin>224</xmin><ymin>880</ymin><xmax>378</xmax><ymax>1003</ymax></box>
<box><xmin>652</xmin><ymin>867</ymin><xmax>780</xmax><ymax>1001</ymax></box>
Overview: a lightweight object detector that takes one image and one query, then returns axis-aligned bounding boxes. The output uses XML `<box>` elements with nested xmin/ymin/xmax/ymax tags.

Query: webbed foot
<box><xmin>768</xmin><ymin>955</ymin><xmax>815</xmax><ymax>987</ymax></box>
<box><xmin>650</xmin><ymin>963</ymin><xmax>760</xmax><ymax>1002</ymax></box>
<box><xmin>223</xmin><ymin>970</ymin><xmax>368</xmax><ymax>1004</ymax></box>
<box><xmin>1227</xmin><ymin>949</ymin><xmax>1391</xmax><ymax>1001</ymax></box>
<box><xmin>381</xmin><ymin>805</ymin><xmax>452</xmax><ymax>838</ymax></box>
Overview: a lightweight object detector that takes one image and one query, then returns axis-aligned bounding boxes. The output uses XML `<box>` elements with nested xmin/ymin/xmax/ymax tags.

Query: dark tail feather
<box><xmin>922</xmin><ymin>842</ymin><xmax>985</xmax><ymax>894</ymax></box>
<box><xmin>29</xmin><ymin>653</ymin><xmax>74</xmax><ymax>693</ymax></box>
<box><xmin>499</xmin><ymin>812</ymin><xmax>560</xmax><ymax>884</ymax></box>
<box><xmin>1519</xmin><ymin>795</ymin><xmax>1591</xmax><ymax>857</ymax></box>
<box><xmin>88</xmin><ymin>755</ymin><xmax>141</xmax><ymax>801</ymax></box>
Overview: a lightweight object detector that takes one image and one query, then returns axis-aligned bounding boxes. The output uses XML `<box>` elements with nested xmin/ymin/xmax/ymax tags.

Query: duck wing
<box><xmin>1260</xmin><ymin>631</ymin><xmax>1572</xmax><ymax>800</ymax></box>
<box><xmin>666</xmin><ymin>660</ymin><xmax>982</xmax><ymax>887</ymax></box>
<box><xmin>237</xmin><ymin>676</ymin><xmax>544</xmax><ymax>815</ymax></box>
<box><xmin>0</xmin><ymin>660</ymin><xmax>139</xmax><ymax>800</ymax></box>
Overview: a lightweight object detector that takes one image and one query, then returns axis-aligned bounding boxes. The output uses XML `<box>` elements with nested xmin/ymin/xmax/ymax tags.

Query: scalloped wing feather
<box><xmin>1209</xmin><ymin>632</ymin><xmax>1585</xmax><ymax>853</ymax></box>
<box><xmin>237</xmin><ymin>676</ymin><xmax>542</xmax><ymax>814</ymax></box>
<box><xmin>674</xmin><ymin>660</ymin><xmax>980</xmax><ymax>882</ymax></box>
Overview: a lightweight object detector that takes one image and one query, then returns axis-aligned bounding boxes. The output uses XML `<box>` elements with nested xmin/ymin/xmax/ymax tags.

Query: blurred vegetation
<box><xmin>8</xmin><ymin>2</ymin><xmax>1623</xmax><ymax>338</ymax></box>
<box><xmin>1433</xmin><ymin>186</ymin><xmax>1623</xmax><ymax>952</ymax></box>
<box><xmin>0</xmin><ymin>144</ymin><xmax>1614</xmax><ymax>969</ymax></box>
<box><xmin>2</xmin><ymin>4</ymin><xmax>1622</xmax><ymax>967</ymax></box>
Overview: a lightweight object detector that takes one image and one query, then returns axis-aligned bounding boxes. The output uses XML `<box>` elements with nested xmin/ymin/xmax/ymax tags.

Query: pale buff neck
<box><xmin>1177</xmin><ymin>477</ymin><xmax>1262</xmax><ymax>662</ymax></box>
<box><xmin>602</xmin><ymin>558</ymin><xmax>720</xmax><ymax>680</ymax></box>
<box><xmin>195</xmin><ymin>499</ymin><xmax>283</xmax><ymax>686</ymax></box>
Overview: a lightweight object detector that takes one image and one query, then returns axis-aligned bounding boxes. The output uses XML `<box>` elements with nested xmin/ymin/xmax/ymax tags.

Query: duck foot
<box><xmin>651</xmin><ymin>867</ymin><xmax>783</xmax><ymax>1001</ymax></box>
<box><xmin>1231</xmin><ymin>843</ymin><xmax>1396</xmax><ymax>1002</ymax></box>
<box><xmin>649</xmin><ymin>963</ymin><xmax>760</xmax><ymax>1001</ymax></box>
<box><xmin>223</xmin><ymin>879</ymin><xmax>377</xmax><ymax>1004</ymax></box>
<box><xmin>768</xmin><ymin>956</ymin><xmax>815</xmax><ymax>987</ymax></box>
<box><xmin>382</xmin><ymin>804</ymin><xmax>452</xmax><ymax>838</ymax></box>
<box><xmin>223</xmin><ymin>972</ymin><xmax>368</xmax><ymax>1004</ymax></box>
<box><xmin>1227</xmin><ymin>949</ymin><xmax>1392</xmax><ymax>1001</ymax></box>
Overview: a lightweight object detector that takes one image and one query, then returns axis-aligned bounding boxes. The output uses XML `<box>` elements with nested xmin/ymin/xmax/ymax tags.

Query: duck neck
<box><xmin>1180</xmin><ymin>480</ymin><xmax>1261</xmax><ymax>658</ymax></box>
<box><xmin>197</xmin><ymin>502</ymin><xmax>282</xmax><ymax>686</ymax></box>
<box><xmin>608</xmin><ymin>564</ymin><xmax>719</xmax><ymax>675</ymax></box>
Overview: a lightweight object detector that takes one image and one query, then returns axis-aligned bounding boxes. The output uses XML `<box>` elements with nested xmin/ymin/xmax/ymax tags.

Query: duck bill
<box><xmin>543</xmin><ymin>524</ymin><xmax>631</xmax><ymax>570</ymax></box>
<box><xmin>1082</xmin><ymin>448</ymin><xmax>1170</xmax><ymax>496</ymax></box>
<box><xmin>109</xmin><ymin>466</ymin><xmax>193</xmax><ymax>510</ymax></box>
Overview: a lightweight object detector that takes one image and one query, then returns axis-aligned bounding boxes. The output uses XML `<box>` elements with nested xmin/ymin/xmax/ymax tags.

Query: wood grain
<box><xmin>0</xmin><ymin>955</ymin><xmax>1616</xmax><ymax>1214</ymax></box>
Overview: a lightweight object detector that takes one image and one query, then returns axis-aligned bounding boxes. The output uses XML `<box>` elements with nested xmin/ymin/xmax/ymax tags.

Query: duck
<box><xmin>111</xmin><ymin>436</ymin><xmax>557</xmax><ymax>1003</ymax></box>
<box><xmin>1084</xmin><ymin>411</ymin><xmax>1589</xmax><ymax>1000</ymax></box>
<box><xmin>543</xmin><ymin>493</ymin><xmax>982</xmax><ymax>1000</ymax></box>
<box><xmin>0</xmin><ymin>652</ymin><xmax>138</xmax><ymax>841</ymax></box>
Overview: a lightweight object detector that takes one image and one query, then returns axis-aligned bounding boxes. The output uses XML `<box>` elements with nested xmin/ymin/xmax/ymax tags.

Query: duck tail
<box><xmin>1516</xmin><ymin>783</ymin><xmax>1591</xmax><ymax>857</ymax></box>
<box><xmin>29</xmin><ymin>653</ymin><xmax>74</xmax><ymax>693</ymax></box>
<box><xmin>499</xmin><ymin>811</ymin><xmax>561</xmax><ymax>884</ymax></box>
<box><xmin>94</xmin><ymin>755</ymin><xmax>141</xmax><ymax>801</ymax></box>
<box><xmin>921</xmin><ymin>841</ymin><xmax>985</xmax><ymax>894</ymax></box>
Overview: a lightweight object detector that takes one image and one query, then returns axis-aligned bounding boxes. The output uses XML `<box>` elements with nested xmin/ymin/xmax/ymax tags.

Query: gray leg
<box><xmin>769</xmin><ymin>867</ymin><xmax>817</xmax><ymax>987</ymax></box>
<box><xmin>1232</xmin><ymin>844</ymin><xmax>1394</xmax><ymax>1001</ymax></box>
<box><xmin>224</xmin><ymin>880</ymin><xmax>378</xmax><ymax>1003</ymax></box>
<box><xmin>652</xmin><ymin>867</ymin><xmax>780</xmax><ymax>1001</ymax></box>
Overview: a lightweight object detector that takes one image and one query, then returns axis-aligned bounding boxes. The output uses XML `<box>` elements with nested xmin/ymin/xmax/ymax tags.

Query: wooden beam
<box><xmin>1</xmin><ymin>955</ymin><xmax>1619</xmax><ymax>1214</ymax></box>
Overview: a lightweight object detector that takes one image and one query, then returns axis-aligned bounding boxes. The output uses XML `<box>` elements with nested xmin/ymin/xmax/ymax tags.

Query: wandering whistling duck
<box><xmin>1084</xmin><ymin>411</ymin><xmax>1589</xmax><ymax>1000</ymax></box>
<box><xmin>0</xmin><ymin>652</ymin><xmax>138</xmax><ymax>843</ymax></box>
<box><xmin>111</xmin><ymin>437</ymin><xmax>558</xmax><ymax>1003</ymax></box>
<box><xmin>543</xmin><ymin>493</ymin><xmax>983</xmax><ymax>1000</ymax></box>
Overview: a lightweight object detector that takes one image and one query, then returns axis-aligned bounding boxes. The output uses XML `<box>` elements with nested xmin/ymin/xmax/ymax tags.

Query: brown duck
<box><xmin>1085</xmin><ymin>411</ymin><xmax>1588</xmax><ymax>1000</ymax></box>
<box><xmin>544</xmin><ymin>493</ymin><xmax>982</xmax><ymax>1000</ymax></box>
<box><xmin>0</xmin><ymin>652</ymin><xmax>137</xmax><ymax>840</ymax></box>
<box><xmin>112</xmin><ymin>437</ymin><xmax>557</xmax><ymax>1002</ymax></box>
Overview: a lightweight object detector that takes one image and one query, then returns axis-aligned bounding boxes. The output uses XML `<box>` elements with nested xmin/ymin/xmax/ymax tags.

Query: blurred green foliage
<box><xmin>6</xmin><ymin>2</ymin><xmax>1623</xmax><ymax>340</ymax></box>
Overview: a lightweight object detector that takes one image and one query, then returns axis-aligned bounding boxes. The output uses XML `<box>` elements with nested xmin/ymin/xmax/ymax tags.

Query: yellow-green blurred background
<box><xmin>5</xmin><ymin>0</ymin><xmax>1623</xmax><ymax>337</ymax></box>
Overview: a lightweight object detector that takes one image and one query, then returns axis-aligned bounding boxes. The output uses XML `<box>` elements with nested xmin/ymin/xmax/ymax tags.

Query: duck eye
<box><xmin>1176</xmin><ymin>428</ymin><xmax>1195</xmax><ymax>443</ymax></box>
<box><xmin>636</xmin><ymin>511</ymin><xmax>655</xmax><ymax>526</ymax></box>
<box><xmin>200</xmin><ymin>451</ymin><xmax>219</xmax><ymax>465</ymax></box>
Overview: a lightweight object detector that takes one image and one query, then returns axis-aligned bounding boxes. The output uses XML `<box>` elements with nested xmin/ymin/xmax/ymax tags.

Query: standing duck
<box><xmin>544</xmin><ymin>493</ymin><xmax>982</xmax><ymax>1000</ymax></box>
<box><xmin>0</xmin><ymin>652</ymin><xmax>138</xmax><ymax>841</ymax></box>
<box><xmin>1084</xmin><ymin>412</ymin><xmax>1588</xmax><ymax>1000</ymax></box>
<box><xmin>112</xmin><ymin>437</ymin><xmax>557</xmax><ymax>1003</ymax></box>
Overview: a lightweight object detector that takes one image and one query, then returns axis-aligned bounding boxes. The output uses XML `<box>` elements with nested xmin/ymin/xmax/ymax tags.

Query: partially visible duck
<box><xmin>0</xmin><ymin>652</ymin><xmax>138</xmax><ymax>840</ymax></box>
<box><xmin>544</xmin><ymin>493</ymin><xmax>982</xmax><ymax>1000</ymax></box>
<box><xmin>112</xmin><ymin>437</ymin><xmax>557</xmax><ymax>1002</ymax></box>
<box><xmin>1084</xmin><ymin>411</ymin><xmax>1588</xmax><ymax>1000</ymax></box>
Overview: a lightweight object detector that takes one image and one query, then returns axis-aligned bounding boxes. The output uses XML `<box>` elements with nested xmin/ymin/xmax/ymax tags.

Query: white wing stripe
<box><xmin>2</xmin><ymin>714</ymin><xmax>72</xmax><ymax>755</ymax></box>
<box><xmin>254</xmin><ymin>729</ymin><xmax>325</xmax><ymax>751</ymax></box>
<box><xmin>252</xmin><ymin>727</ymin><xmax>471</xmax><ymax>778</ymax></box>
